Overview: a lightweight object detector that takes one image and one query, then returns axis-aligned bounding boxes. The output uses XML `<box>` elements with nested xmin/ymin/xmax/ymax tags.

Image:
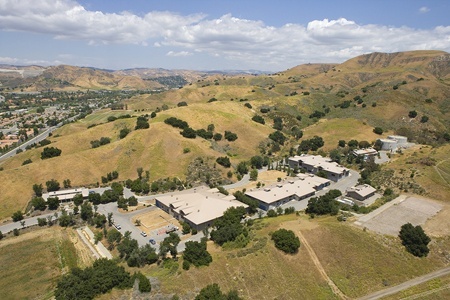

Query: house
<box><xmin>288</xmin><ymin>155</ymin><xmax>350</xmax><ymax>181</ymax></box>
<box><xmin>43</xmin><ymin>188</ymin><xmax>89</xmax><ymax>203</ymax></box>
<box><xmin>346</xmin><ymin>184</ymin><xmax>376</xmax><ymax>201</ymax></box>
<box><xmin>245</xmin><ymin>175</ymin><xmax>331</xmax><ymax>211</ymax></box>
<box><xmin>155</xmin><ymin>188</ymin><xmax>248</xmax><ymax>231</ymax></box>
<box><xmin>352</xmin><ymin>148</ymin><xmax>378</xmax><ymax>160</ymax></box>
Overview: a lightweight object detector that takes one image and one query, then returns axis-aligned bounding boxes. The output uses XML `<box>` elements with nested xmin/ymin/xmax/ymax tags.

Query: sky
<box><xmin>0</xmin><ymin>0</ymin><xmax>449</xmax><ymax>71</ymax></box>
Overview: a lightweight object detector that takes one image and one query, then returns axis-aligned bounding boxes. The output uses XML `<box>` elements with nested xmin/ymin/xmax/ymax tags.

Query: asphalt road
<box><xmin>0</xmin><ymin>115</ymin><xmax>79</xmax><ymax>162</ymax></box>
<box><xmin>358</xmin><ymin>266</ymin><xmax>450</xmax><ymax>300</ymax></box>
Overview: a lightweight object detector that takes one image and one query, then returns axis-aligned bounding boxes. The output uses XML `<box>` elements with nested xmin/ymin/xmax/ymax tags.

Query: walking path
<box><xmin>76</xmin><ymin>226</ymin><xmax>112</xmax><ymax>259</ymax></box>
<box><xmin>297</xmin><ymin>230</ymin><xmax>349</xmax><ymax>300</ymax></box>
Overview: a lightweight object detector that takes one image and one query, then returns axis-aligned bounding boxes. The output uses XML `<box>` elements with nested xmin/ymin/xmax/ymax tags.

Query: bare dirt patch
<box><xmin>423</xmin><ymin>204</ymin><xmax>450</xmax><ymax>237</ymax></box>
<box><xmin>132</xmin><ymin>209</ymin><xmax>180</xmax><ymax>235</ymax></box>
<box><xmin>355</xmin><ymin>195</ymin><xmax>442</xmax><ymax>236</ymax></box>
<box><xmin>229</xmin><ymin>170</ymin><xmax>288</xmax><ymax>193</ymax></box>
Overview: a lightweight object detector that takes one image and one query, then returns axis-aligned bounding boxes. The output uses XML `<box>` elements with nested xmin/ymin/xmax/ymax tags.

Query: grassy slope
<box><xmin>98</xmin><ymin>214</ymin><xmax>450</xmax><ymax>299</ymax></box>
<box><xmin>0</xmin><ymin>102</ymin><xmax>273</xmax><ymax>220</ymax></box>
<box><xmin>144</xmin><ymin>214</ymin><xmax>336</xmax><ymax>300</ymax></box>
<box><xmin>301</xmin><ymin>118</ymin><xmax>388</xmax><ymax>151</ymax></box>
<box><xmin>301</xmin><ymin>217</ymin><xmax>450</xmax><ymax>298</ymax></box>
<box><xmin>0</xmin><ymin>227</ymin><xmax>85</xmax><ymax>300</ymax></box>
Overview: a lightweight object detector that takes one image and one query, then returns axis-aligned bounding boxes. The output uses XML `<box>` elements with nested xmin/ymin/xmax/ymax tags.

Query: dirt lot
<box><xmin>355</xmin><ymin>195</ymin><xmax>442</xmax><ymax>236</ymax></box>
<box><xmin>132</xmin><ymin>209</ymin><xmax>181</xmax><ymax>235</ymax></box>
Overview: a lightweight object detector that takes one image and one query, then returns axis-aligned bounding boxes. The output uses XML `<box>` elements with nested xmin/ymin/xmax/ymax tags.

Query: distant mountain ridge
<box><xmin>0</xmin><ymin>50</ymin><xmax>448</xmax><ymax>91</ymax></box>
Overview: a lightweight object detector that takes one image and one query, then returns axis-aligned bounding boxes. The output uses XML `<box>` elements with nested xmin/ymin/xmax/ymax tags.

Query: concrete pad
<box><xmin>355</xmin><ymin>196</ymin><xmax>442</xmax><ymax>236</ymax></box>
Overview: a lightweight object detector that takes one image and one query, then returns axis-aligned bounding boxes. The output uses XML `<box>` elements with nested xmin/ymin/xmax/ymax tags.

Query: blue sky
<box><xmin>0</xmin><ymin>0</ymin><xmax>449</xmax><ymax>71</ymax></box>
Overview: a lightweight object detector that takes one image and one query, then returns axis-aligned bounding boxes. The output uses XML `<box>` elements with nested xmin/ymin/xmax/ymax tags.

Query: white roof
<box><xmin>43</xmin><ymin>187</ymin><xmax>89</xmax><ymax>201</ymax></box>
<box><xmin>245</xmin><ymin>177</ymin><xmax>325</xmax><ymax>205</ymax></box>
<box><xmin>353</xmin><ymin>148</ymin><xmax>378</xmax><ymax>156</ymax></box>
<box><xmin>346</xmin><ymin>184</ymin><xmax>376</xmax><ymax>198</ymax></box>
<box><xmin>156</xmin><ymin>192</ymin><xmax>247</xmax><ymax>226</ymax></box>
<box><xmin>291</xmin><ymin>155</ymin><xmax>348</xmax><ymax>175</ymax></box>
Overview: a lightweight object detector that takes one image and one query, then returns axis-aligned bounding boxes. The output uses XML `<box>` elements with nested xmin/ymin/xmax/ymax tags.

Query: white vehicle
<box><xmin>140</xmin><ymin>231</ymin><xmax>147</xmax><ymax>237</ymax></box>
<box><xmin>113</xmin><ymin>223</ymin><xmax>121</xmax><ymax>230</ymax></box>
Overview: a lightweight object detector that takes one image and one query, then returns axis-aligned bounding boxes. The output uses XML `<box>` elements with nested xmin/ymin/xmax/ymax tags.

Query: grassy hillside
<box><xmin>0</xmin><ymin>227</ymin><xmax>93</xmax><ymax>300</ymax></box>
<box><xmin>0</xmin><ymin>102</ymin><xmax>274</xmax><ymax>220</ymax></box>
<box><xmin>0</xmin><ymin>50</ymin><xmax>449</xmax><ymax>219</ymax></box>
<box><xmin>97</xmin><ymin>214</ymin><xmax>450</xmax><ymax>299</ymax></box>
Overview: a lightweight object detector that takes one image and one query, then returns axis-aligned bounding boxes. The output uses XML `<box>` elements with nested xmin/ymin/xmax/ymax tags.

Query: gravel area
<box><xmin>355</xmin><ymin>195</ymin><xmax>442</xmax><ymax>236</ymax></box>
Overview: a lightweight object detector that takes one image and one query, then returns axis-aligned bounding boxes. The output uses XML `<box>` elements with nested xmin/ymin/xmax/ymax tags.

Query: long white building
<box><xmin>245</xmin><ymin>175</ymin><xmax>331</xmax><ymax>211</ymax></box>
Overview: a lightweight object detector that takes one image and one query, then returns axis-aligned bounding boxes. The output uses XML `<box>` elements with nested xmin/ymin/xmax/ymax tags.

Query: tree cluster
<box><xmin>297</xmin><ymin>136</ymin><xmax>324</xmax><ymax>152</ymax></box>
<box><xmin>224</xmin><ymin>131</ymin><xmax>238</xmax><ymax>142</ymax></box>
<box><xmin>233</xmin><ymin>190</ymin><xmax>258</xmax><ymax>214</ymax></box>
<box><xmin>216</xmin><ymin>156</ymin><xmax>231</xmax><ymax>168</ymax></box>
<box><xmin>41</xmin><ymin>147</ymin><xmax>62</xmax><ymax>159</ymax></box>
<box><xmin>195</xmin><ymin>283</ymin><xmax>242</xmax><ymax>300</ymax></box>
<box><xmin>399</xmin><ymin>223</ymin><xmax>431</xmax><ymax>257</ymax></box>
<box><xmin>54</xmin><ymin>258</ymin><xmax>133</xmax><ymax>300</ymax></box>
<box><xmin>252</xmin><ymin>115</ymin><xmax>266</xmax><ymax>125</ymax></box>
<box><xmin>210</xmin><ymin>206</ymin><xmax>247</xmax><ymax>246</ymax></box>
<box><xmin>271</xmin><ymin>228</ymin><xmax>301</xmax><ymax>254</ymax></box>
<box><xmin>305</xmin><ymin>189</ymin><xmax>342</xmax><ymax>216</ymax></box>
<box><xmin>164</xmin><ymin>117</ymin><xmax>189</xmax><ymax>129</ymax></box>
<box><xmin>90</xmin><ymin>137</ymin><xmax>111</xmax><ymax>148</ymax></box>
<box><xmin>135</xmin><ymin>116</ymin><xmax>150</xmax><ymax>130</ymax></box>
<box><xmin>268</xmin><ymin>130</ymin><xmax>286</xmax><ymax>145</ymax></box>
<box><xmin>183</xmin><ymin>239</ymin><xmax>213</xmax><ymax>268</ymax></box>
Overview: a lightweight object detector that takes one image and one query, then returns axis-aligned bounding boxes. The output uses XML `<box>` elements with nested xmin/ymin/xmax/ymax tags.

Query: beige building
<box><xmin>288</xmin><ymin>154</ymin><xmax>349</xmax><ymax>181</ymax></box>
<box><xmin>346</xmin><ymin>184</ymin><xmax>376</xmax><ymax>201</ymax></box>
<box><xmin>43</xmin><ymin>187</ymin><xmax>89</xmax><ymax>202</ymax></box>
<box><xmin>245</xmin><ymin>175</ymin><xmax>331</xmax><ymax>211</ymax></box>
<box><xmin>155</xmin><ymin>188</ymin><xmax>248</xmax><ymax>231</ymax></box>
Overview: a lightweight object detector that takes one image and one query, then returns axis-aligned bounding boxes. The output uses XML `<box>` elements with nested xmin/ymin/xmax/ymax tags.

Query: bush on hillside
<box><xmin>271</xmin><ymin>228</ymin><xmax>300</xmax><ymax>254</ymax></box>
<box><xmin>399</xmin><ymin>223</ymin><xmax>431</xmax><ymax>257</ymax></box>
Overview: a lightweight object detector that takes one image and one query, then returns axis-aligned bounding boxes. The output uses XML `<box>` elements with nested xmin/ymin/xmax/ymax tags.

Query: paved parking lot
<box><xmin>355</xmin><ymin>195</ymin><xmax>442</xmax><ymax>236</ymax></box>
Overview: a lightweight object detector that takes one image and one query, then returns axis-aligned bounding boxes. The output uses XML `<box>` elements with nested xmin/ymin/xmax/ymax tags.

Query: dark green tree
<box><xmin>47</xmin><ymin>197</ymin><xmax>60</xmax><ymax>210</ymax></box>
<box><xmin>80</xmin><ymin>201</ymin><xmax>93</xmax><ymax>221</ymax></box>
<box><xmin>12</xmin><ymin>210</ymin><xmax>24</xmax><ymax>222</ymax></box>
<box><xmin>46</xmin><ymin>179</ymin><xmax>60</xmax><ymax>192</ymax></box>
<box><xmin>33</xmin><ymin>183</ymin><xmax>43</xmax><ymax>197</ymax></box>
<box><xmin>399</xmin><ymin>223</ymin><xmax>431</xmax><ymax>257</ymax></box>
<box><xmin>271</xmin><ymin>228</ymin><xmax>301</xmax><ymax>254</ymax></box>
<box><xmin>41</xmin><ymin>147</ymin><xmax>62</xmax><ymax>159</ymax></box>
<box><xmin>31</xmin><ymin>197</ymin><xmax>47</xmax><ymax>211</ymax></box>
<box><xmin>216</xmin><ymin>156</ymin><xmax>231</xmax><ymax>168</ymax></box>
<box><xmin>183</xmin><ymin>240</ymin><xmax>213</xmax><ymax>267</ymax></box>
<box><xmin>135</xmin><ymin>116</ymin><xmax>150</xmax><ymax>130</ymax></box>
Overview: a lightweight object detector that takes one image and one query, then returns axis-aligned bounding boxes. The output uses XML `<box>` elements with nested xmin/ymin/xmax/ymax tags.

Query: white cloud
<box><xmin>0</xmin><ymin>0</ymin><xmax>449</xmax><ymax>69</ymax></box>
<box><xmin>166</xmin><ymin>51</ymin><xmax>192</xmax><ymax>57</ymax></box>
<box><xmin>419</xmin><ymin>6</ymin><xmax>430</xmax><ymax>13</ymax></box>
<box><xmin>0</xmin><ymin>56</ymin><xmax>62</xmax><ymax>65</ymax></box>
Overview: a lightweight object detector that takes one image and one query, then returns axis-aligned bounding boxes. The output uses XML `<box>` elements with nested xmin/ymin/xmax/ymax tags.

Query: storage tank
<box><xmin>379</xmin><ymin>138</ymin><xmax>397</xmax><ymax>151</ymax></box>
<box><xmin>388</xmin><ymin>135</ymin><xmax>408</xmax><ymax>145</ymax></box>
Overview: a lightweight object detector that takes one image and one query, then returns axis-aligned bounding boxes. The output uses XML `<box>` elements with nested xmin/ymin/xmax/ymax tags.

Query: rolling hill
<box><xmin>0</xmin><ymin>50</ymin><xmax>449</xmax><ymax>221</ymax></box>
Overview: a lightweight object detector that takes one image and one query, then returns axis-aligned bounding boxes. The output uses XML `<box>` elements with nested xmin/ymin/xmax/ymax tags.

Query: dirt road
<box><xmin>297</xmin><ymin>230</ymin><xmax>349</xmax><ymax>300</ymax></box>
<box><xmin>357</xmin><ymin>266</ymin><xmax>450</xmax><ymax>300</ymax></box>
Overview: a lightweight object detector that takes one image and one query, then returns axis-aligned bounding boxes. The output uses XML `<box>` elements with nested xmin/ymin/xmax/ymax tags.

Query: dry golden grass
<box><xmin>144</xmin><ymin>214</ymin><xmax>337</xmax><ymax>300</ymax></box>
<box><xmin>0</xmin><ymin>102</ymin><xmax>273</xmax><ymax>220</ymax></box>
<box><xmin>301</xmin><ymin>118</ymin><xmax>387</xmax><ymax>151</ymax></box>
<box><xmin>0</xmin><ymin>227</ymin><xmax>91</xmax><ymax>300</ymax></box>
<box><xmin>302</xmin><ymin>217</ymin><xmax>449</xmax><ymax>298</ymax></box>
